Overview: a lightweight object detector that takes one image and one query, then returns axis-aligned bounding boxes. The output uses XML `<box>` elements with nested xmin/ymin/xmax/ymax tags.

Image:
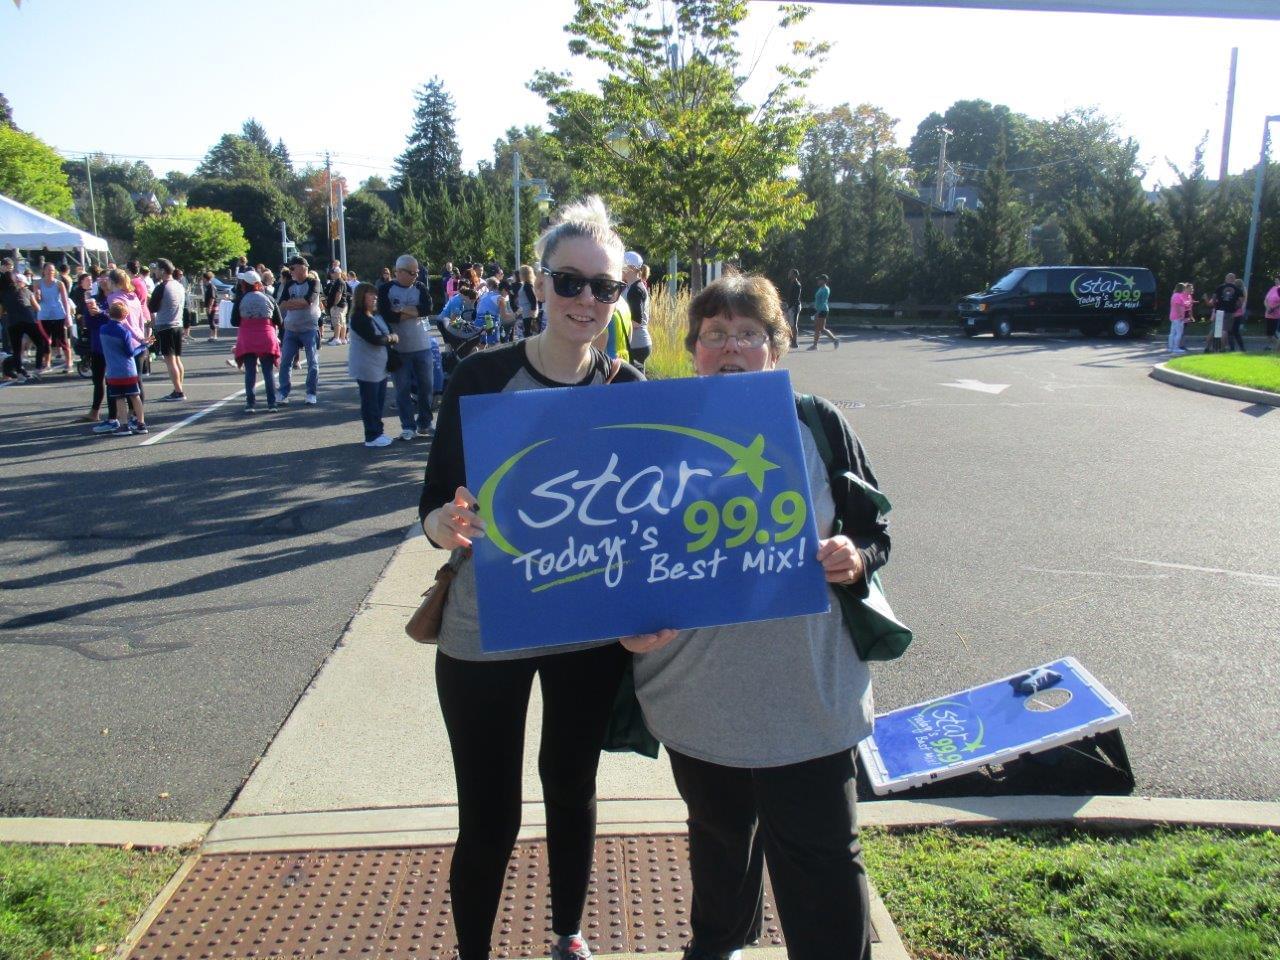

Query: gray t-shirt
<box><xmin>632</xmin><ymin>427</ymin><xmax>874</xmax><ymax>768</ymax></box>
<box><xmin>152</xmin><ymin>278</ymin><xmax>185</xmax><ymax>330</ymax></box>
<box><xmin>347</xmin><ymin>314</ymin><xmax>391</xmax><ymax>382</ymax></box>
<box><xmin>280</xmin><ymin>276</ymin><xmax>322</xmax><ymax>332</ymax></box>
<box><xmin>386</xmin><ymin>283</ymin><xmax>432</xmax><ymax>353</ymax></box>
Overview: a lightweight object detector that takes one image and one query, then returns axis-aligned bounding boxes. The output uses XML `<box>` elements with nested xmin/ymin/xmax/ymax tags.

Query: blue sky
<box><xmin>3</xmin><ymin>0</ymin><xmax>1277</xmax><ymax>189</ymax></box>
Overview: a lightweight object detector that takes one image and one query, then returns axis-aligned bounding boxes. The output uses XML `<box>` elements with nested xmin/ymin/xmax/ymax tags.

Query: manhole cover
<box><xmin>831</xmin><ymin>399</ymin><xmax>865</xmax><ymax>410</ymax></box>
<box><xmin>129</xmin><ymin>835</ymin><xmax>881</xmax><ymax>959</ymax></box>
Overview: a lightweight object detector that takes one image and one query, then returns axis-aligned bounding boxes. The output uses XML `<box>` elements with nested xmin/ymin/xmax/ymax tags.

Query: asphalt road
<box><xmin>1</xmin><ymin>329</ymin><xmax>1277</xmax><ymax>821</ymax></box>
<box><xmin>0</xmin><ymin>336</ymin><xmax>427</xmax><ymax>821</ymax></box>
<box><xmin>791</xmin><ymin>331</ymin><xmax>1280</xmax><ymax>802</ymax></box>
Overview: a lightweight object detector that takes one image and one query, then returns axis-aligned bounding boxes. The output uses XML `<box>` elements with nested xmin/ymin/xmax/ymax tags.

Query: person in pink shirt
<box><xmin>1263</xmin><ymin>273</ymin><xmax>1280</xmax><ymax>351</ymax></box>
<box><xmin>1167</xmin><ymin>282</ymin><xmax>1191</xmax><ymax>353</ymax></box>
<box><xmin>103</xmin><ymin>268</ymin><xmax>145</xmax><ymax>343</ymax></box>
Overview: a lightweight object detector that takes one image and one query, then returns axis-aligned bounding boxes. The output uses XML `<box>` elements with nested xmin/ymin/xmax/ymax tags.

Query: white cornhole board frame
<box><xmin>857</xmin><ymin>656</ymin><xmax>1131</xmax><ymax>796</ymax></box>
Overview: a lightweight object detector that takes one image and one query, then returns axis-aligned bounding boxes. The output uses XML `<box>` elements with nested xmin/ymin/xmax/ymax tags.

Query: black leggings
<box><xmin>629</xmin><ymin>345</ymin><xmax>650</xmax><ymax>371</ymax></box>
<box><xmin>435</xmin><ymin>644</ymin><xmax>629</xmax><ymax>960</ymax></box>
<box><xmin>91</xmin><ymin>353</ymin><xmax>106</xmax><ymax>412</ymax></box>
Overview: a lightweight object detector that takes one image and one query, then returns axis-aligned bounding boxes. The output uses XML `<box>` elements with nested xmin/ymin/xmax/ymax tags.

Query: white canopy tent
<box><xmin>0</xmin><ymin>192</ymin><xmax>109</xmax><ymax>265</ymax></box>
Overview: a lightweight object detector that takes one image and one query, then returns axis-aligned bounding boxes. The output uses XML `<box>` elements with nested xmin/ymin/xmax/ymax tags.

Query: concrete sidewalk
<box><xmin>228</xmin><ymin>526</ymin><xmax>679</xmax><ymax>818</ymax></box>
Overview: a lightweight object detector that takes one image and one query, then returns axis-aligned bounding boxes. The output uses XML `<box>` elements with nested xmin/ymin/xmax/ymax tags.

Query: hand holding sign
<box><xmin>424</xmin><ymin>485</ymin><xmax>486</xmax><ymax>549</ymax></box>
<box><xmin>817</xmin><ymin>535</ymin><xmax>864</xmax><ymax>584</ymax></box>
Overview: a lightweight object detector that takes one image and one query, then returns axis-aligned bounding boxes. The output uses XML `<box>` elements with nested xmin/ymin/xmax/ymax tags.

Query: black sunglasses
<box><xmin>540</xmin><ymin>267</ymin><xmax>625</xmax><ymax>304</ymax></box>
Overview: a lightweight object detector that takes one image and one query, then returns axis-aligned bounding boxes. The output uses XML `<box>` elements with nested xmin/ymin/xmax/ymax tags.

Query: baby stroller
<box><xmin>72</xmin><ymin>321</ymin><xmax>93</xmax><ymax>378</ymax></box>
<box><xmin>434</xmin><ymin>316</ymin><xmax>484</xmax><ymax>386</ymax></box>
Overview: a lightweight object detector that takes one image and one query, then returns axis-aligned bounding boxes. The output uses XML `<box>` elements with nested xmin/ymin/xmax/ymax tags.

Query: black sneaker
<box><xmin>159</xmin><ymin>391</ymin><xmax>185</xmax><ymax>402</ymax></box>
<box><xmin>132</xmin><ymin>422</ymin><xmax>149</xmax><ymax>435</ymax></box>
<box><xmin>681</xmin><ymin>945</ymin><xmax>743</xmax><ymax>960</ymax></box>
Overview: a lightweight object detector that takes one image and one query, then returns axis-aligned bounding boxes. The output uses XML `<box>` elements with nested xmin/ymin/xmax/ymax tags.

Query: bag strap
<box><xmin>798</xmin><ymin>393</ymin><xmax>892</xmax><ymax>517</ymax></box>
<box><xmin>604</xmin><ymin>357</ymin><xmax>623</xmax><ymax>383</ymax></box>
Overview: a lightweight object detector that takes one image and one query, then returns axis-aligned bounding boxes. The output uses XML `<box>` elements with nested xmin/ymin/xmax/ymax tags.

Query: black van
<box><xmin>957</xmin><ymin>266</ymin><xmax>1158</xmax><ymax>338</ymax></box>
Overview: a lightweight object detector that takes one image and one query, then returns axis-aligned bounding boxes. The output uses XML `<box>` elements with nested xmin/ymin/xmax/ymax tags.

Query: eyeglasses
<box><xmin>697</xmin><ymin>329</ymin><xmax>768</xmax><ymax>349</ymax></box>
<box><xmin>540</xmin><ymin>267</ymin><xmax>625</xmax><ymax>304</ymax></box>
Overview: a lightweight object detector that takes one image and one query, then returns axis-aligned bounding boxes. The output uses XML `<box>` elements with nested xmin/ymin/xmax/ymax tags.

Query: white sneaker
<box><xmin>364</xmin><ymin>434</ymin><xmax>394</xmax><ymax>448</ymax></box>
<box><xmin>305</xmin><ymin>394</ymin><xmax>318</xmax><ymax>405</ymax></box>
<box><xmin>399</xmin><ymin>429</ymin><xmax>416</xmax><ymax>441</ymax></box>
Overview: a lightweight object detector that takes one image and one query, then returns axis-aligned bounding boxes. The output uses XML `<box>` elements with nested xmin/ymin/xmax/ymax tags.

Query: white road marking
<box><xmin>1119</xmin><ymin>557</ymin><xmax>1280</xmax><ymax>587</ymax></box>
<box><xmin>940</xmin><ymin>379</ymin><xmax>1010</xmax><ymax>395</ymax></box>
<box><xmin>139</xmin><ymin>387</ymin><xmax>246</xmax><ymax>446</ymax></box>
<box><xmin>1026</xmin><ymin>567</ymin><xmax>1170</xmax><ymax>580</ymax></box>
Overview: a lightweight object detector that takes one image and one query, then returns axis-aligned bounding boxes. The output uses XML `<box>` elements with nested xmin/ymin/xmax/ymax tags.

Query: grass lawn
<box><xmin>1165</xmin><ymin>353</ymin><xmax>1280</xmax><ymax>393</ymax></box>
<box><xmin>865</xmin><ymin>826</ymin><xmax>1280</xmax><ymax>960</ymax></box>
<box><xmin>0</xmin><ymin>843</ymin><xmax>186</xmax><ymax>960</ymax></box>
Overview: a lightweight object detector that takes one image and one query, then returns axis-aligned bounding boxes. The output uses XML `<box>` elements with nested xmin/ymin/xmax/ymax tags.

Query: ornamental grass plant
<box><xmin>642</xmin><ymin>286</ymin><xmax>694</xmax><ymax>381</ymax></box>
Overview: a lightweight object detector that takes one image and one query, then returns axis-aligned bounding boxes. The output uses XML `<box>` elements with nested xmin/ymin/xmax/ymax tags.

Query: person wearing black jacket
<box><xmin>783</xmin><ymin>268</ymin><xmax>802</xmax><ymax>348</ymax></box>
<box><xmin>624</xmin><ymin>273</ymin><xmax>887</xmax><ymax>960</ymax></box>
<box><xmin>347</xmin><ymin>281</ymin><xmax>398</xmax><ymax>447</ymax></box>
<box><xmin>326</xmin><ymin>268</ymin><xmax>350</xmax><ymax>344</ymax></box>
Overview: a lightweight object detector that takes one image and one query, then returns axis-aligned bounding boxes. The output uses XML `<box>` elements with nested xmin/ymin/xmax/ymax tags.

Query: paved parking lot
<box><xmin>1</xmin><ymin>330</ymin><xmax>1276</xmax><ymax>821</ymax></box>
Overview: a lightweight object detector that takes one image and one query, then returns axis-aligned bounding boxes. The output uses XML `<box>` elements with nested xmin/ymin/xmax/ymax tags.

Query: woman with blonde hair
<box><xmin>419</xmin><ymin>196</ymin><xmax>642</xmax><ymax>960</ymax></box>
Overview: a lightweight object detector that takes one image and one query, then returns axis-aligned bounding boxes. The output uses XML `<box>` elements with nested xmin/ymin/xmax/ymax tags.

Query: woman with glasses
<box><xmin>418</xmin><ymin>196</ymin><xmax>642</xmax><ymax>960</ymax></box>
<box><xmin>624</xmin><ymin>273</ymin><xmax>889</xmax><ymax>960</ymax></box>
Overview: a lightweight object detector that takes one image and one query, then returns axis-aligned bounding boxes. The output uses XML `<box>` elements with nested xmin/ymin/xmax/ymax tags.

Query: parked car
<box><xmin>957</xmin><ymin>266</ymin><xmax>1158</xmax><ymax>339</ymax></box>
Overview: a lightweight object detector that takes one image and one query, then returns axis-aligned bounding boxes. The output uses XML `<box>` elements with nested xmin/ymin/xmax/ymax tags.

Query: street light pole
<box><xmin>1242</xmin><ymin>114</ymin><xmax>1280</xmax><ymax>304</ymax></box>
<box><xmin>512</xmin><ymin>150</ymin><xmax>553</xmax><ymax>270</ymax></box>
<box><xmin>337</xmin><ymin>179</ymin><xmax>348</xmax><ymax>271</ymax></box>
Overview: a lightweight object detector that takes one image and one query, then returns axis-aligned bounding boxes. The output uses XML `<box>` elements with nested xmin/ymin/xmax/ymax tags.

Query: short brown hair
<box><xmin>685</xmin><ymin>273</ymin><xmax>790</xmax><ymax>360</ymax></box>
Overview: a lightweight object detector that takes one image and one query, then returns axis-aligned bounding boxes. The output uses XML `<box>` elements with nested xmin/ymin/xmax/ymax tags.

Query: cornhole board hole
<box><xmin>858</xmin><ymin>656</ymin><xmax>1131</xmax><ymax>796</ymax></box>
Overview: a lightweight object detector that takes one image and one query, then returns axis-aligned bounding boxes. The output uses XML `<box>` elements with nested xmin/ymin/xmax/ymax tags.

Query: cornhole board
<box><xmin>857</xmin><ymin>657</ymin><xmax>1131</xmax><ymax>796</ymax></box>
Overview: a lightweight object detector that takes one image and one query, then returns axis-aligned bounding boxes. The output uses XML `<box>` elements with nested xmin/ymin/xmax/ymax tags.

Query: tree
<box><xmin>187</xmin><ymin>179</ymin><xmax>308</xmax><ymax>267</ymax></box>
<box><xmin>0</xmin><ymin>125</ymin><xmax>73</xmax><ymax>217</ymax></box>
<box><xmin>1022</xmin><ymin>107</ymin><xmax>1125</xmax><ymax>217</ymax></box>
<box><xmin>954</xmin><ymin>134</ymin><xmax>1034</xmax><ymax>289</ymax></box>
<box><xmin>98</xmin><ymin>182</ymin><xmax>139</xmax><ymax>244</ymax></box>
<box><xmin>908</xmin><ymin>100</ymin><xmax>1029</xmax><ymax>188</ymax></box>
<box><xmin>135</xmin><ymin>207</ymin><xmax>249</xmax><ymax>273</ymax></box>
<box><xmin>810</xmin><ymin>104</ymin><xmax>908</xmax><ymax>178</ymax></box>
<box><xmin>847</xmin><ymin>147</ymin><xmax>912</xmax><ymax>301</ymax></box>
<box><xmin>532</xmin><ymin>0</ymin><xmax>826</xmax><ymax>290</ymax></box>
<box><xmin>1157</xmin><ymin>139</ymin><xmax>1221</xmax><ymax>289</ymax></box>
<box><xmin>394</xmin><ymin>77</ymin><xmax>463</xmax><ymax>194</ymax></box>
<box><xmin>1063</xmin><ymin>140</ymin><xmax>1160</xmax><ymax>266</ymax></box>
<box><xmin>343</xmin><ymin>190</ymin><xmax>397</xmax><ymax>280</ymax></box>
<box><xmin>0</xmin><ymin>92</ymin><xmax>14</xmax><ymax>129</ymax></box>
<box><xmin>197</xmin><ymin>132</ymin><xmax>288</xmax><ymax>184</ymax></box>
<box><xmin>912</xmin><ymin>214</ymin><xmax>962</xmax><ymax>302</ymax></box>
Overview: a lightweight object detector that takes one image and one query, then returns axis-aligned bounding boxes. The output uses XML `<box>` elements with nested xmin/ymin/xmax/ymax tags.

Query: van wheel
<box><xmin>993</xmin><ymin>318</ymin><xmax>1013</xmax><ymax>339</ymax></box>
<box><xmin>961</xmin><ymin>326</ymin><xmax>977</xmax><ymax>338</ymax></box>
<box><xmin>1110</xmin><ymin>317</ymin><xmax>1132</xmax><ymax>338</ymax></box>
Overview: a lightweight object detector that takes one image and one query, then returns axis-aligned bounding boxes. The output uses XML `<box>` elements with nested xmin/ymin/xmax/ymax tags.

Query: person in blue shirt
<box><xmin>810</xmin><ymin>273</ymin><xmax>838</xmax><ymax>350</ymax></box>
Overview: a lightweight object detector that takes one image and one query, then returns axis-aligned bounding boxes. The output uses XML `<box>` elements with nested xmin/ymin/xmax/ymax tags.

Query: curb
<box><xmin>1150</xmin><ymin>362</ymin><xmax>1280</xmax><ymax>407</ymax></box>
<box><xmin>0</xmin><ymin>816</ymin><xmax>208</xmax><ymax>848</ymax></box>
<box><xmin>201</xmin><ymin>794</ymin><xmax>1280</xmax><ymax>856</ymax></box>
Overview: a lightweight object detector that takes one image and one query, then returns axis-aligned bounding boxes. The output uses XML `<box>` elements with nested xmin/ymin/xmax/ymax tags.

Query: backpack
<box><xmin>798</xmin><ymin>394</ymin><xmax>913</xmax><ymax>662</ymax></box>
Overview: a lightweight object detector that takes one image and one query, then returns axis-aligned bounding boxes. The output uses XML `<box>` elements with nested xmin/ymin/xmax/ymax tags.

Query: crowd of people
<box><xmin>1165</xmin><ymin>271</ymin><xmax>1280</xmax><ymax>355</ymax></box>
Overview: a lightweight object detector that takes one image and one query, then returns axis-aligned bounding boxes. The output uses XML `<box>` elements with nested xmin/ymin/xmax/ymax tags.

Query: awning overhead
<box><xmin>0</xmin><ymin>192</ymin><xmax>109</xmax><ymax>252</ymax></box>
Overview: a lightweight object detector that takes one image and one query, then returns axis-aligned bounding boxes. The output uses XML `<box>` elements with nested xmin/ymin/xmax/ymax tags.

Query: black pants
<box><xmin>90</xmin><ymin>353</ymin><xmax>106</xmax><ymax>412</ymax></box>
<box><xmin>6</xmin><ymin>321</ymin><xmax>47</xmax><ymax>375</ymax></box>
<box><xmin>629</xmin><ymin>345</ymin><xmax>650</xmax><ymax>371</ymax></box>
<box><xmin>667</xmin><ymin>747</ymin><xmax>870</xmax><ymax>960</ymax></box>
<box><xmin>435</xmin><ymin>644</ymin><xmax>629</xmax><ymax>960</ymax></box>
<box><xmin>1229</xmin><ymin>317</ymin><xmax>1246</xmax><ymax>351</ymax></box>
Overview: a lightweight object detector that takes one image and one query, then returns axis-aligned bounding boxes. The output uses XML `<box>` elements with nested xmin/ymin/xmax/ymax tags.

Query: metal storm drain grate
<box><xmin>131</xmin><ymin>834</ymin><xmax>880</xmax><ymax>959</ymax></box>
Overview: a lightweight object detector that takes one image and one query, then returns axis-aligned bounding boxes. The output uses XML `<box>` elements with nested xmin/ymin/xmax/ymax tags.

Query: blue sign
<box><xmin>461</xmin><ymin>369</ymin><xmax>829</xmax><ymax>653</ymax></box>
<box><xmin>858</xmin><ymin>657</ymin><xmax>1131</xmax><ymax>795</ymax></box>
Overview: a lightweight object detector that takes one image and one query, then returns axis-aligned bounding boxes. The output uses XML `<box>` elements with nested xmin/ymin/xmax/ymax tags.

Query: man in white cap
<box><xmin>377</xmin><ymin>254</ymin><xmax>435</xmax><ymax>439</ymax></box>
<box><xmin>622</xmin><ymin>251</ymin><xmax>650</xmax><ymax>371</ymax></box>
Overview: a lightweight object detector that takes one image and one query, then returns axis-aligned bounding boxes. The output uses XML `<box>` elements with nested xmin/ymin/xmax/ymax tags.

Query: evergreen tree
<box><xmin>955</xmin><ymin>134</ymin><xmax>1034</xmax><ymax>289</ymax></box>
<box><xmin>1063</xmin><ymin>140</ymin><xmax>1160</xmax><ymax>267</ymax></box>
<box><xmin>273</xmin><ymin>138</ymin><xmax>293</xmax><ymax>175</ymax></box>
<box><xmin>913</xmin><ymin>215</ymin><xmax>962</xmax><ymax>302</ymax></box>
<box><xmin>847</xmin><ymin>147</ymin><xmax>912</xmax><ymax>301</ymax></box>
<box><xmin>241</xmin><ymin>119</ymin><xmax>273</xmax><ymax>155</ymax></box>
<box><xmin>394</xmin><ymin>77</ymin><xmax>463</xmax><ymax>194</ymax></box>
<box><xmin>1157</xmin><ymin>139</ymin><xmax>1221</xmax><ymax>289</ymax></box>
<box><xmin>0</xmin><ymin>92</ymin><xmax>14</xmax><ymax>129</ymax></box>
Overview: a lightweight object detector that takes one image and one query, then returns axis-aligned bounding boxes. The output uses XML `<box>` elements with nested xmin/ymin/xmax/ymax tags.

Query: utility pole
<box><xmin>513</xmin><ymin>150</ymin><xmax>522</xmax><ymax>273</ymax></box>
<box><xmin>325</xmin><ymin>152</ymin><xmax>336</xmax><ymax>264</ymax></box>
<box><xmin>934</xmin><ymin>127</ymin><xmax>954</xmax><ymax>208</ymax></box>
<box><xmin>84</xmin><ymin>156</ymin><xmax>99</xmax><ymax>237</ymax></box>
<box><xmin>1219</xmin><ymin>48</ymin><xmax>1238</xmax><ymax>195</ymax></box>
<box><xmin>337</xmin><ymin>179</ymin><xmax>348</xmax><ymax>272</ymax></box>
<box><xmin>1242</xmin><ymin>116</ymin><xmax>1280</xmax><ymax>305</ymax></box>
